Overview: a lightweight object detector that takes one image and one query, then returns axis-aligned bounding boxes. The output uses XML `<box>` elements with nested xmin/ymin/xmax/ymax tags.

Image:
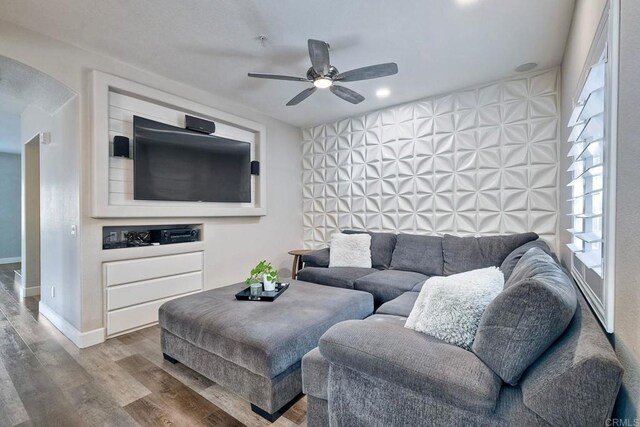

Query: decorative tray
<box><xmin>235</xmin><ymin>283</ymin><xmax>290</xmax><ymax>302</ymax></box>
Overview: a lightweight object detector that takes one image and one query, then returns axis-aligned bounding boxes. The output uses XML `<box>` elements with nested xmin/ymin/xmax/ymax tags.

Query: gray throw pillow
<box><xmin>499</xmin><ymin>239</ymin><xmax>555</xmax><ymax>282</ymax></box>
<box><xmin>442</xmin><ymin>232</ymin><xmax>538</xmax><ymax>275</ymax></box>
<box><xmin>389</xmin><ymin>234</ymin><xmax>444</xmax><ymax>276</ymax></box>
<box><xmin>472</xmin><ymin>248</ymin><xmax>577</xmax><ymax>385</ymax></box>
<box><xmin>342</xmin><ymin>230</ymin><xmax>397</xmax><ymax>269</ymax></box>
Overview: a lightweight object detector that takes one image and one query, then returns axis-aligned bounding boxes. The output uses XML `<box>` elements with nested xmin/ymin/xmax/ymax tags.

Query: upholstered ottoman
<box><xmin>158</xmin><ymin>279</ymin><xmax>373</xmax><ymax>420</ymax></box>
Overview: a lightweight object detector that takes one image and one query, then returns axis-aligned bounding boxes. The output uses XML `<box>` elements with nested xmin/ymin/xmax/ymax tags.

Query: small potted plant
<box><xmin>245</xmin><ymin>260</ymin><xmax>279</xmax><ymax>292</ymax></box>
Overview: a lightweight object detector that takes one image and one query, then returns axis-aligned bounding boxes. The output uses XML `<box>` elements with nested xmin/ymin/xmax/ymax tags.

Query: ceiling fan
<box><xmin>248</xmin><ymin>39</ymin><xmax>398</xmax><ymax>106</ymax></box>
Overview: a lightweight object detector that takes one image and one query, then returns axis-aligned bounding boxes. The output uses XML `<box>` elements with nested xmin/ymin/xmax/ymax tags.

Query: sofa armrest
<box><xmin>319</xmin><ymin>319</ymin><xmax>502</xmax><ymax>413</ymax></box>
<box><xmin>301</xmin><ymin>248</ymin><xmax>330</xmax><ymax>268</ymax></box>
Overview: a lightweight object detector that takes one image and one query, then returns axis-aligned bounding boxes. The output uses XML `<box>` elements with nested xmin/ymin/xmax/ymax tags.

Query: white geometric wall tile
<box><xmin>529</xmin><ymin>118</ymin><xmax>558</xmax><ymax>142</ymax></box>
<box><xmin>454</xmin><ymin>90</ymin><xmax>477</xmax><ymax>110</ymax></box>
<box><xmin>455</xmin><ymin>131</ymin><xmax>477</xmax><ymax>151</ymax></box>
<box><xmin>502</xmin><ymin>123</ymin><xmax>529</xmax><ymax>145</ymax></box>
<box><xmin>455</xmin><ymin>110</ymin><xmax>477</xmax><ymax>131</ymax></box>
<box><xmin>502</xmin><ymin>99</ymin><xmax>529</xmax><ymax>124</ymax></box>
<box><xmin>503</xmin><ymin>190</ymin><xmax>529</xmax><ymax>211</ymax></box>
<box><xmin>478</xmin><ymin>83</ymin><xmax>501</xmax><ymax>106</ymax></box>
<box><xmin>434</xmin><ymin>114</ymin><xmax>455</xmax><ymax>134</ymax></box>
<box><xmin>503</xmin><ymin>78</ymin><xmax>528</xmax><ymax>101</ymax></box>
<box><xmin>503</xmin><ymin>169</ymin><xmax>529</xmax><ymax>189</ymax></box>
<box><xmin>414</xmin><ymin>100</ymin><xmax>434</xmax><ymax>118</ymax></box>
<box><xmin>529</xmin><ymin>69</ymin><xmax>558</xmax><ymax>97</ymax></box>
<box><xmin>478</xmin><ymin>105</ymin><xmax>502</xmax><ymax>127</ymax></box>
<box><xmin>529</xmin><ymin>95</ymin><xmax>558</xmax><ymax>119</ymax></box>
<box><xmin>530</xmin><ymin>141</ymin><xmax>557</xmax><ymax>165</ymax></box>
<box><xmin>435</xmin><ymin>94</ymin><xmax>455</xmax><ymax>115</ymax></box>
<box><xmin>502</xmin><ymin>145</ymin><xmax>529</xmax><ymax>168</ymax></box>
<box><xmin>477</xmin><ymin>127</ymin><xmax>501</xmax><ymax>149</ymax></box>
<box><xmin>301</xmin><ymin>68</ymin><xmax>560</xmax><ymax>251</ymax></box>
<box><xmin>477</xmin><ymin>169</ymin><xmax>501</xmax><ymax>191</ymax></box>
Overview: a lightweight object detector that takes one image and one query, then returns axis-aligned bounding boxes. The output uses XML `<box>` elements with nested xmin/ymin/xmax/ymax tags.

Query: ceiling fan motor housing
<box><xmin>306</xmin><ymin>66</ymin><xmax>339</xmax><ymax>81</ymax></box>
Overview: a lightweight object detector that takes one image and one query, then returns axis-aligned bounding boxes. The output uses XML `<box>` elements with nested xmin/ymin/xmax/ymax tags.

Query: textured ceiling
<box><xmin>0</xmin><ymin>55</ymin><xmax>76</xmax><ymax>114</ymax></box>
<box><xmin>0</xmin><ymin>0</ymin><xmax>574</xmax><ymax>127</ymax></box>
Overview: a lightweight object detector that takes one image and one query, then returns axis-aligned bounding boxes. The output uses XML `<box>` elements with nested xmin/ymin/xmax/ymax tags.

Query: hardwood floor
<box><xmin>0</xmin><ymin>264</ymin><xmax>308</xmax><ymax>426</ymax></box>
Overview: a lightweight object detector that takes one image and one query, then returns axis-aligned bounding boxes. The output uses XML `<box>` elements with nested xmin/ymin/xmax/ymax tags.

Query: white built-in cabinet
<box><xmin>103</xmin><ymin>251</ymin><xmax>204</xmax><ymax>336</ymax></box>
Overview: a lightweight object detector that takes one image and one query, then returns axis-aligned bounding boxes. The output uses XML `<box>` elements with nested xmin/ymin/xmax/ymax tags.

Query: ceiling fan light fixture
<box><xmin>313</xmin><ymin>78</ymin><xmax>333</xmax><ymax>89</ymax></box>
<box><xmin>376</xmin><ymin>88</ymin><xmax>391</xmax><ymax>98</ymax></box>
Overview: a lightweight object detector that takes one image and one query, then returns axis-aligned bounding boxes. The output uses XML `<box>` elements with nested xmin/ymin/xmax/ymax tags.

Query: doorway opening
<box><xmin>0</xmin><ymin>55</ymin><xmax>76</xmax><ymax>317</ymax></box>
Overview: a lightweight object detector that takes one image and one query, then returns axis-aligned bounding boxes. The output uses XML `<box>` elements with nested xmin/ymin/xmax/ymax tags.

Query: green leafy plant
<box><xmin>245</xmin><ymin>260</ymin><xmax>279</xmax><ymax>286</ymax></box>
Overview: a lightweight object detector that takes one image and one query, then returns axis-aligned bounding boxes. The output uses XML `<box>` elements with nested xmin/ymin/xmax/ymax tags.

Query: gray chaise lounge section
<box><xmin>159</xmin><ymin>281</ymin><xmax>373</xmax><ymax>418</ymax></box>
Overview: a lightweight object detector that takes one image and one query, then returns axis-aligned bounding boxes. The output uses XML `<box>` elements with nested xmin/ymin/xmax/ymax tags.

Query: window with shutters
<box><xmin>566</xmin><ymin>2</ymin><xmax>618</xmax><ymax>332</ymax></box>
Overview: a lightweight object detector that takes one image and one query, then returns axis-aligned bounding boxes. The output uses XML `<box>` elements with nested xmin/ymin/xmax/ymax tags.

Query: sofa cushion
<box><xmin>472</xmin><ymin>248</ymin><xmax>577</xmax><ymax>385</ymax></box>
<box><xmin>354</xmin><ymin>270</ymin><xmax>428</xmax><ymax>306</ymax></box>
<box><xmin>442</xmin><ymin>232</ymin><xmax>538</xmax><ymax>275</ymax></box>
<box><xmin>519</xmin><ymin>291</ymin><xmax>624</xmax><ymax>426</ymax></box>
<box><xmin>296</xmin><ymin>266</ymin><xmax>378</xmax><ymax>289</ymax></box>
<box><xmin>343</xmin><ymin>230</ymin><xmax>397</xmax><ymax>269</ymax></box>
<box><xmin>376</xmin><ymin>292</ymin><xmax>419</xmax><ymax>318</ymax></box>
<box><xmin>389</xmin><ymin>234</ymin><xmax>444</xmax><ymax>276</ymax></box>
<box><xmin>302</xmin><ymin>347</ymin><xmax>329</xmax><ymax>399</ymax></box>
<box><xmin>301</xmin><ymin>247</ymin><xmax>330</xmax><ymax>268</ymax></box>
<box><xmin>500</xmin><ymin>239</ymin><xmax>555</xmax><ymax>282</ymax></box>
<box><xmin>320</xmin><ymin>319</ymin><xmax>502</xmax><ymax>413</ymax></box>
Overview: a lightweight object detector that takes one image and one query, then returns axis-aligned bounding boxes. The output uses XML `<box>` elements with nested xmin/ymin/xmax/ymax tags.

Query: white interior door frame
<box><xmin>20</xmin><ymin>132</ymin><xmax>46</xmax><ymax>298</ymax></box>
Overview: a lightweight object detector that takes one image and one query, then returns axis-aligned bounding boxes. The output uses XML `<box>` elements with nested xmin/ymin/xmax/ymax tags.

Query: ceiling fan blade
<box><xmin>286</xmin><ymin>87</ymin><xmax>317</xmax><ymax>106</ymax></box>
<box><xmin>248</xmin><ymin>73</ymin><xmax>309</xmax><ymax>82</ymax></box>
<box><xmin>308</xmin><ymin>39</ymin><xmax>330</xmax><ymax>75</ymax></box>
<box><xmin>335</xmin><ymin>62</ymin><xmax>398</xmax><ymax>82</ymax></box>
<box><xmin>330</xmin><ymin>85</ymin><xmax>365</xmax><ymax>104</ymax></box>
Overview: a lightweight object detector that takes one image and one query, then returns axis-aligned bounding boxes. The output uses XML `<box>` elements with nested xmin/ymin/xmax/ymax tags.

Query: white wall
<box><xmin>21</xmin><ymin>101</ymin><xmax>81</xmax><ymax>323</ymax></box>
<box><xmin>301</xmin><ymin>69</ymin><xmax>561</xmax><ymax>249</ymax></box>
<box><xmin>560</xmin><ymin>0</ymin><xmax>639</xmax><ymax>420</ymax></box>
<box><xmin>612</xmin><ymin>0</ymin><xmax>640</xmax><ymax>420</ymax></box>
<box><xmin>0</xmin><ymin>19</ymin><xmax>303</xmax><ymax>335</ymax></box>
<box><xmin>0</xmin><ymin>152</ymin><xmax>21</xmax><ymax>261</ymax></box>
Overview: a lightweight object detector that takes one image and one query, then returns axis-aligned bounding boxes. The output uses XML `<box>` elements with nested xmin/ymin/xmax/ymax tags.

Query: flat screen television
<box><xmin>133</xmin><ymin>116</ymin><xmax>251</xmax><ymax>203</ymax></box>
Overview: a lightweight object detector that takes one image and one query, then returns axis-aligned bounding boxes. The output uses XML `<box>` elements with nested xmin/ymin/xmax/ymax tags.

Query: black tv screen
<box><xmin>133</xmin><ymin>116</ymin><xmax>251</xmax><ymax>203</ymax></box>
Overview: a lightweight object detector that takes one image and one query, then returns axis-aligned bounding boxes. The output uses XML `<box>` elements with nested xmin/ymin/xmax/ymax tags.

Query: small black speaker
<box><xmin>186</xmin><ymin>115</ymin><xmax>216</xmax><ymax>134</ymax></box>
<box><xmin>250</xmin><ymin>161</ymin><xmax>260</xmax><ymax>176</ymax></box>
<box><xmin>113</xmin><ymin>136</ymin><xmax>130</xmax><ymax>158</ymax></box>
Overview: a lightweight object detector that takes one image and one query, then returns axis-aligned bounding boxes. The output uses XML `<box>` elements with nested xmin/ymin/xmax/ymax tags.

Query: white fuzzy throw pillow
<box><xmin>405</xmin><ymin>267</ymin><xmax>504</xmax><ymax>350</ymax></box>
<box><xmin>329</xmin><ymin>233</ymin><xmax>372</xmax><ymax>268</ymax></box>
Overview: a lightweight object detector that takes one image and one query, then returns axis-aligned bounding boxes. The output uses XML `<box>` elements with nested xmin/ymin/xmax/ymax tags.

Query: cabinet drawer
<box><xmin>107</xmin><ymin>291</ymin><xmax>198</xmax><ymax>336</ymax></box>
<box><xmin>107</xmin><ymin>271</ymin><xmax>202</xmax><ymax>311</ymax></box>
<box><xmin>105</xmin><ymin>252</ymin><xmax>203</xmax><ymax>286</ymax></box>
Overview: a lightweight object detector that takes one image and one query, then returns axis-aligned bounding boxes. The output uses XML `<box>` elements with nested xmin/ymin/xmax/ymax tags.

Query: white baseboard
<box><xmin>38</xmin><ymin>301</ymin><xmax>105</xmax><ymax>348</ymax></box>
<box><xmin>0</xmin><ymin>257</ymin><xmax>20</xmax><ymax>264</ymax></box>
<box><xmin>20</xmin><ymin>285</ymin><xmax>40</xmax><ymax>298</ymax></box>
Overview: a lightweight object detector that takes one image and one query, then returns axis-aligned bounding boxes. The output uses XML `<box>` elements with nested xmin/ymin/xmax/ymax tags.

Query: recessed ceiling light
<box><xmin>376</xmin><ymin>88</ymin><xmax>391</xmax><ymax>98</ymax></box>
<box><xmin>313</xmin><ymin>78</ymin><xmax>333</xmax><ymax>89</ymax></box>
<box><xmin>515</xmin><ymin>62</ymin><xmax>537</xmax><ymax>72</ymax></box>
<box><xmin>456</xmin><ymin>0</ymin><xmax>479</xmax><ymax>6</ymax></box>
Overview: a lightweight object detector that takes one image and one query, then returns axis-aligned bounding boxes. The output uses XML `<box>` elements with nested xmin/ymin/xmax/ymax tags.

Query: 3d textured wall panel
<box><xmin>302</xmin><ymin>69</ymin><xmax>560</xmax><ymax>250</ymax></box>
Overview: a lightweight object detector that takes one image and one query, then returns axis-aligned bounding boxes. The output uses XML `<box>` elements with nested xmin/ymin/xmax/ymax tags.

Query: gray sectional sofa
<box><xmin>298</xmin><ymin>231</ymin><xmax>623</xmax><ymax>426</ymax></box>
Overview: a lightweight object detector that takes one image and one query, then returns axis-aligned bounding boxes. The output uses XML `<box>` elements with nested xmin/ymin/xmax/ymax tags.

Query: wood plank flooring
<box><xmin>0</xmin><ymin>264</ymin><xmax>308</xmax><ymax>426</ymax></box>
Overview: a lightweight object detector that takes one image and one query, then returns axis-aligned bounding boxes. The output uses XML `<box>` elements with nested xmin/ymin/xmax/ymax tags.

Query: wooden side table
<box><xmin>288</xmin><ymin>249</ymin><xmax>312</xmax><ymax>279</ymax></box>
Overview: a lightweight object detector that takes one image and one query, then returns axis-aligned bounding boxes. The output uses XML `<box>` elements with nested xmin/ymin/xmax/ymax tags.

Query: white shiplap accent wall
<box><xmin>301</xmin><ymin>68</ymin><xmax>561</xmax><ymax>250</ymax></box>
<box><xmin>107</xmin><ymin>91</ymin><xmax>256</xmax><ymax>208</ymax></box>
